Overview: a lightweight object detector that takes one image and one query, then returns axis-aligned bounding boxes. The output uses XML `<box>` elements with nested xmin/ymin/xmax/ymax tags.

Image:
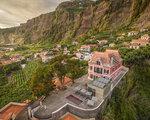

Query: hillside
<box><xmin>0</xmin><ymin>0</ymin><xmax>150</xmax><ymax>45</ymax></box>
<box><xmin>101</xmin><ymin>46</ymin><xmax>150</xmax><ymax>120</ymax></box>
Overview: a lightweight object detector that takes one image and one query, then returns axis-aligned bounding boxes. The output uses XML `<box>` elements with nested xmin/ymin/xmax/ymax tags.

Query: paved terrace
<box><xmin>33</xmin><ymin>66</ymin><xmax>128</xmax><ymax>120</ymax></box>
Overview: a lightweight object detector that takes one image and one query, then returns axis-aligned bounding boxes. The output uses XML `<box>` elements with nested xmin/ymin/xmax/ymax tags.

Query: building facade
<box><xmin>88</xmin><ymin>50</ymin><xmax>122</xmax><ymax>80</ymax></box>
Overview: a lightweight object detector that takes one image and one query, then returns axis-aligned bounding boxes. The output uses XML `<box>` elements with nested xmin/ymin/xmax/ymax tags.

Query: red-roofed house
<box><xmin>80</xmin><ymin>45</ymin><xmax>91</xmax><ymax>53</ymax></box>
<box><xmin>88</xmin><ymin>50</ymin><xmax>122</xmax><ymax>80</ymax></box>
<box><xmin>0</xmin><ymin>102</ymin><xmax>27</xmax><ymax>120</ymax></box>
<box><xmin>79</xmin><ymin>44</ymin><xmax>98</xmax><ymax>53</ymax></box>
<box><xmin>76</xmin><ymin>44</ymin><xmax>98</xmax><ymax>61</ymax></box>
<box><xmin>130</xmin><ymin>34</ymin><xmax>150</xmax><ymax>49</ymax></box>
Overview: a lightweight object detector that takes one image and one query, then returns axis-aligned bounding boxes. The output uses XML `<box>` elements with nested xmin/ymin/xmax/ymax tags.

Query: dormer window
<box><xmin>111</xmin><ymin>57</ymin><xmax>115</xmax><ymax>65</ymax></box>
<box><xmin>96</xmin><ymin>60</ymin><xmax>101</xmax><ymax>65</ymax></box>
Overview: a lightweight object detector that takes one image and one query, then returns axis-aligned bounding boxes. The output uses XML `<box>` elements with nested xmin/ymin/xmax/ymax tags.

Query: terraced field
<box><xmin>0</xmin><ymin>60</ymin><xmax>41</xmax><ymax>108</ymax></box>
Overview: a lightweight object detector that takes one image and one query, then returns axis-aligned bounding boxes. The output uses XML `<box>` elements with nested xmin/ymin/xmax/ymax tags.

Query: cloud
<box><xmin>0</xmin><ymin>0</ymin><xmax>68</xmax><ymax>28</ymax></box>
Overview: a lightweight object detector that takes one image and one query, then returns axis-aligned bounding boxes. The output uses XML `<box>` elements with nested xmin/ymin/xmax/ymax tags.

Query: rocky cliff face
<box><xmin>0</xmin><ymin>0</ymin><xmax>150</xmax><ymax>45</ymax></box>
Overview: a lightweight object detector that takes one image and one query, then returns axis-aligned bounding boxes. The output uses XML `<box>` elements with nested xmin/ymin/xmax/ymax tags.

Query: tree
<box><xmin>51</xmin><ymin>61</ymin><xmax>68</xmax><ymax>88</ymax></box>
<box><xmin>101</xmin><ymin>55</ymin><xmax>150</xmax><ymax>120</ymax></box>
<box><xmin>0</xmin><ymin>62</ymin><xmax>7</xmax><ymax>86</ymax></box>
<box><xmin>66</xmin><ymin>59</ymin><xmax>86</xmax><ymax>83</ymax></box>
<box><xmin>30</xmin><ymin>66</ymin><xmax>54</xmax><ymax>97</ymax></box>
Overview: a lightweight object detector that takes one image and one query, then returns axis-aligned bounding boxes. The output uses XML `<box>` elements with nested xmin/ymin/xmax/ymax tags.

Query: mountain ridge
<box><xmin>0</xmin><ymin>0</ymin><xmax>150</xmax><ymax>45</ymax></box>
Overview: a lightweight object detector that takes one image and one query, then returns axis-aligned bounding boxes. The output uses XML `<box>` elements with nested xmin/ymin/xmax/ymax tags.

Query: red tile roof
<box><xmin>80</xmin><ymin>44</ymin><xmax>97</xmax><ymax>49</ymax></box>
<box><xmin>60</xmin><ymin>113</ymin><xmax>78</xmax><ymax>120</ymax></box>
<box><xmin>90</xmin><ymin>49</ymin><xmax>121</xmax><ymax>65</ymax></box>
<box><xmin>80</xmin><ymin>45</ymin><xmax>91</xmax><ymax>49</ymax></box>
<box><xmin>0</xmin><ymin>102</ymin><xmax>27</xmax><ymax>120</ymax></box>
<box><xmin>131</xmin><ymin>34</ymin><xmax>150</xmax><ymax>45</ymax></box>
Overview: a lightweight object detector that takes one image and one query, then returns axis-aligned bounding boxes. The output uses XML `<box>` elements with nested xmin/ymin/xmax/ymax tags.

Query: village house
<box><xmin>21</xmin><ymin>64</ymin><xmax>26</xmax><ymax>69</ymax></box>
<box><xmin>4</xmin><ymin>47</ymin><xmax>14</xmax><ymax>52</ymax></box>
<box><xmin>97</xmin><ymin>40</ymin><xmax>108</xmax><ymax>46</ymax></box>
<box><xmin>0</xmin><ymin>102</ymin><xmax>27</xmax><ymax>120</ymax></box>
<box><xmin>80</xmin><ymin>44</ymin><xmax>98</xmax><ymax>53</ymax></box>
<box><xmin>75</xmin><ymin>45</ymin><xmax>98</xmax><ymax>61</ymax></box>
<box><xmin>34</xmin><ymin>51</ymin><xmax>54</xmax><ymax>63</ymax></box>
<box><xmin>1</xmin><ymin>54</ymin><xmax>24</xmax><ymax>65</ymax></box>
<box><xmin>109</xmin><ymin>43</ymin><xmax>115</xmax><ymax>47</ymax></box>
<box><xmin>72</xmin><ymin>41</ymin><xmax>79</xmax><ymax>45</ymax></box>
<box><xmin>117</xmin><ymin>32</ymin><xmax>126</xmax><ymax>36</ymax></box>
<box><xmin>88</xmin><ymin>49</ymin><xmax>122</xmax><ymax>80</ymax></box>
<box><xmin>127</xmin><ymin>31</ymin><xmax>138</xmax><ymax>37</ymax></box>
<box><xmin>80</xmin><ymin>45</ymin><xmax>91</xmax><ymax>53</ymax></box>
<box><xmin>117</xmin><ymin>36</ymin><xmax>124</xmax><ymax>40</ymax></box>
<box><xmin>63</xmin><ymin>47</ymin><xmax>70</xmax><ymax>55</ymax></box>
<box><xmin>129</xmin><ymin>34</ymin><xmax>150</xmax><ymax>49</ymax></box>
<box><xmin>10</xmin><ymin>54</ymin><xmax>24</xmax><ymax>61</ymax></box>
<box><xmin>121</xmin><ymin>33</ymin><xmax>126</xmax><ymax>36</ymax></box>
<box><xmin>0</xmin><ymin>47</ymin><xmax>14</xmax><ymax>52</ymax></box>
<box><xmin>140</xmin><ymin>28</ymin><xmax>149</xmax><ymax>32</ymax></box>
<box><xmin>76</xmin><ymin>52</ymin><xmax>92</xmax><ymax>61</ymax></box>
<box><xmin>75</xmin><ymin>45</ymin><xmax>91</xmax><ymax>61</ymax></box>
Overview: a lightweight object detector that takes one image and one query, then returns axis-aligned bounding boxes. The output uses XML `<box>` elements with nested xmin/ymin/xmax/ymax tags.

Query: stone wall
<box><xmin>32</xmin><ymin>67</ymin><xmax>128</xmax><ymax>120</ymax></box>
<box><xmin>32</xmin><ymin>93</ymin><xmax>112</xmax><ymax>120</ymax></box>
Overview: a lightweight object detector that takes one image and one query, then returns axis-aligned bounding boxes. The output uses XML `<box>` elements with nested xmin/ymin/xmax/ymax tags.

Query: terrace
<box><xmin>33</xmin><ymin>66</ymin><xmax>128</xmax><ymax>119</ymax></box>
<box><xmin>34</xmin><ymin>75</ymin><xmax>100</xmax><ymax>117</ymax></box>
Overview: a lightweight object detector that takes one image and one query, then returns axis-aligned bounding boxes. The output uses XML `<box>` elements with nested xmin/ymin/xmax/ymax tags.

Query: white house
<box><xmin>128</xmin><ymin>31</ymin><xmax>138</xmax><ymax>37</ymax></box>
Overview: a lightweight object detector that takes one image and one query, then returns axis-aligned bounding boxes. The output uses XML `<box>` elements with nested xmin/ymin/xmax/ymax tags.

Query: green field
<box><xmin>0</xmin><ymin>60</ymin><xmax>41</xmax><ymax>108</ymax></box>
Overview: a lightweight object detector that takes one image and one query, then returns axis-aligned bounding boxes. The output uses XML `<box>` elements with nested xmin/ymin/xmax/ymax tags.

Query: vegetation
<box><xmin>0</xmin><ymin>60</ymin><xmax>41</xmax><ymax>108</ymax></box>
<box><xmin>30</xmin><ymin>65</ymin><xmax>54</xmax><ymax>97</ymax></box>
<box><xmin>49</xmin><ymin>55</ymin><xmax>87</xmax><ymax>86</ymax></box>
<box><xmin>66</xmin><ymin>59</ymin><xmax>88</xmax><ymax>81</ymax></box>
<box><xmin>119</xmin><ymin>46</ymin><xmax>150</xmax><ymax>65</ymax></box>
<box><xmin>101</xmin><ymin>46</ymin><xmax>150</xmax><ymax>120</ymax></box>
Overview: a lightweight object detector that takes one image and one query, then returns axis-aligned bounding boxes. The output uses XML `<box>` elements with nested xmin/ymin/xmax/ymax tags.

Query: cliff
<box><xmin>0</xmin><ymin>0</ymin><xmax>150</xmax><ymax>45</ymax></box>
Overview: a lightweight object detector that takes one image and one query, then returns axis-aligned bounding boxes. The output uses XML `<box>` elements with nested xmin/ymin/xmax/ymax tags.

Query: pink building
<box><xmin>88</xmin><ymin>50</ymin><xmax>122</xmax><ymax>80</ymax></box>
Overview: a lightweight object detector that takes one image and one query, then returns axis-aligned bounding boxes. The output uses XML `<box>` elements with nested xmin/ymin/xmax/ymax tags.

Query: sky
<box><xmin>0</xmin><ymin>0</ymin><xmax>68</xmax><ymax>28</ymax></box>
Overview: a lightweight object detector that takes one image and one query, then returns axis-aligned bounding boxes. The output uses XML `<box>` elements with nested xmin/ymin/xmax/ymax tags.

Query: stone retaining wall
<box><xmin>32</xmin><ymin>67</ymin><xmax>128</xmax><ymax>120</ymax></box>
<box><xmin>32</xmin><ymin>92</ymin><xmax>112</xmax><ymax>120</ymax></box>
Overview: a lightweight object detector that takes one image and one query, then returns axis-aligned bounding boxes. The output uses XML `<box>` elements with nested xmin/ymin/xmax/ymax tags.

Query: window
<box><xmin>96</xmin><ymin>60</ymin><xmax>101</xmax><ymax>65</ymax></box>
<box><xmin>94</xmin><ymin>67</ymin><xmax>103</xmax><ymax>74</ymax></box>
<box><xmin>94</xmin><ymin>75</ymin><xmax>98</xmax><ymax>80</ymax></box>
<box><xmin>104</xmin><ymin>69</ymin><xmax>109</xmax><ymax>74</ymax></box>
<box><xmin>90</xmin><ymin>66</ymin><xmax>93</xmax><ymax>70</ymax></box>
<box><xmin>111</xmin><ymin>57</ymin><xmax>117</xmax><ymax>65</ymax></box>
<box><xmin>90</xmin><ymin>74</ymin><xmax>93</xmax><ymax>79</ymax></box>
